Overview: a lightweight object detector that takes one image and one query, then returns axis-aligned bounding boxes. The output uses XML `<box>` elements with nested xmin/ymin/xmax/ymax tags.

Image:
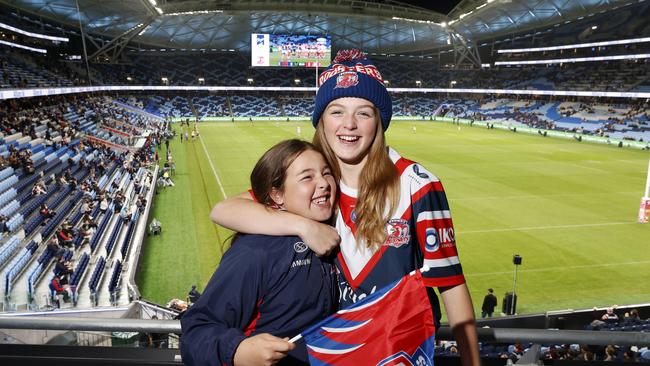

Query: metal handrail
<box><xmin>0</xmin><ymin>316</ymin><xmax>179</xmax><ymax>333</ymax></box>
<box><xmin>1</xmin><ymin>316</ymin><xmax>649</xmax><ymax>346</ymax></box>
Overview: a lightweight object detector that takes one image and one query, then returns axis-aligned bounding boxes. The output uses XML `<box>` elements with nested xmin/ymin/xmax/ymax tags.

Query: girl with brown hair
<box><xmin>182</xmin><ymin>139</ymin><xmax>337</xmax><ymax>366</ymax></box>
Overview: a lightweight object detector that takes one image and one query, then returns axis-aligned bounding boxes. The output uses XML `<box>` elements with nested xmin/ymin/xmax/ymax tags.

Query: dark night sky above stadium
<box><xmin>393</xmin><ymin>0</ymin><xmax>463</xmax><ymax>14</ymax></box>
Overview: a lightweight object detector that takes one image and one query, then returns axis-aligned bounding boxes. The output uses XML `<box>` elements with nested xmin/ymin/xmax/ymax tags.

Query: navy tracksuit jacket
<box><xmin>180</xmin><ymin>234</ymin><xmax>337</xmax><ymax>366</ymax></box>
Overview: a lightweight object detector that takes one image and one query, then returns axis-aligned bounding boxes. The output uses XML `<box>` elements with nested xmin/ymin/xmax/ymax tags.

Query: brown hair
<box><xmin>227</xmin><ymin>139</ymin><xmax>321</xmax><ymax>248</ymax></box>
<box><xmin>313</xmin><ymin>111</ymin><xmax>399</xmax><ymax>248</ymax></box>
<box><xmin>250</xmin><ymin>139</ymin><xmax>319</xmax><ymax>207</ymax></box>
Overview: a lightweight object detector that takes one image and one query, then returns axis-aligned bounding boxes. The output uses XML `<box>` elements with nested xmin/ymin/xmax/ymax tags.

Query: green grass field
<box><xmin>137</xmin><ymin>120</ymin><xmax>650</xmax><ymax>317</ymax></box>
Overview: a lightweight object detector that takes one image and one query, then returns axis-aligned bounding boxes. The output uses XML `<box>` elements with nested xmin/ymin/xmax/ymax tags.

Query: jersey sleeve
<box><xmin>410</xmin><ymin>164</ymin><xmax>465</xmax><ymax>288</ymax></box>
<box><xmin>180</xmin><ymin>241</ymin><xmax>265</xmax><ymax>366</ymax></box>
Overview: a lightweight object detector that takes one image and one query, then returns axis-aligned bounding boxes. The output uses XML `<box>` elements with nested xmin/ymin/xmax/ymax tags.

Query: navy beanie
<box><xmin>312</xmin><ymin>49</ymin><xmax>392</xmax><ymax>130</ymax></box>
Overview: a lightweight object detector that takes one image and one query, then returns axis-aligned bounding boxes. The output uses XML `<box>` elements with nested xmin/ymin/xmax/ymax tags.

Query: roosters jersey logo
<box><xmin>385</xmin><ymin>219</ymin><xmax>410</xmax><ymax>248</ymax></box>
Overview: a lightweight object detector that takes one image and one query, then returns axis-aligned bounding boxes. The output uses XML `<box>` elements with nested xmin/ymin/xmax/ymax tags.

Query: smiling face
<box><xmin>321</xmin><ymin>97</ymin><xmax>379</xmax><ymax>167</ymax></box>
<box><xmin>271</xmin><ymin>149</ymin><xmax>336</xmax><ymax>222</ymax></box>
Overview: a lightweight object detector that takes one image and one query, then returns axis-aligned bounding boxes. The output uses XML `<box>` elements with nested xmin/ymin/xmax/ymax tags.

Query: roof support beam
<box><xmin>449</xmin><ymin>32</ymin><xmax>482</xmax><ymax>68</ymax></box>
<box><xmin>88</xmin><ymin>17</ymin><xmax>156</xmax><ymax>63</ymax></box>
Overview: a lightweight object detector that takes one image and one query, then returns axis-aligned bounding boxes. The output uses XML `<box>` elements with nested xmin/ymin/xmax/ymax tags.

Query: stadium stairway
<box><xmin>28</xmin><ymin>166</ymin><xmax>151</xmax><ymax>310</ymax></box>
<box><xmin>6</xmin><ymin>156</ymin><xmax>113</xmax><ymax>308</ymax></box>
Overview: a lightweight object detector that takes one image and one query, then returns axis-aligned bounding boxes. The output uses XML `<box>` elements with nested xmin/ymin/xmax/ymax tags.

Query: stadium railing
<box><xmin>0</xmin><ymin>316</ymin><xmax>649</xmax><ymax>365</ymax></box>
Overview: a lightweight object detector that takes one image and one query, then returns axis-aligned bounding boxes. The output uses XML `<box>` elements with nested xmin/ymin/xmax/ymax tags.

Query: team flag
<box><xmin>296</xmin><ymin>269</ymin><xmax>436</xmax><ymax>366</ymax></box>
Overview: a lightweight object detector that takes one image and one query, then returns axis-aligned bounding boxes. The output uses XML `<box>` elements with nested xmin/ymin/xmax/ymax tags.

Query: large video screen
<box><xmin>251</xmin><ymin>34</ymin><xmax>331</xmax><ymax>68</ymax></box>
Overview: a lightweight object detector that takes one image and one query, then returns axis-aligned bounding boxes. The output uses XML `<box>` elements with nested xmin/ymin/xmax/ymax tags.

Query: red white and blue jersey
<box><xmin>180</xmin><ymin>234</ymin><xmax>337</xmax><ymax>366</ymax></box>
<box><xmin>335</xmin><ymin>147</ymin><xmax>465</xmax><ymax>323</ymax></box>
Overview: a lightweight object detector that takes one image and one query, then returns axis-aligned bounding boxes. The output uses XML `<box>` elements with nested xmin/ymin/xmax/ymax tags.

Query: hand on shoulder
<box><xmin>297</xmin><ymin>218</ymin><xmax>340</xmax><ymax>257</ymax></box>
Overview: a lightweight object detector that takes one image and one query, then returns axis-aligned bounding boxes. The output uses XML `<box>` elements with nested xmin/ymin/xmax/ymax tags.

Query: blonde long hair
<box><xmin>313</xmin><ymin>113</ymin><xmax>399</xmax><ymax>248</ymax></box>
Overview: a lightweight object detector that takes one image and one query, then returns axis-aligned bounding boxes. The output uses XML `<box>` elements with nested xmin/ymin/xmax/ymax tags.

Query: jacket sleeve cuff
<box><xmin>222</xmin><ymin>330</ymin><xmax>247</xmax><ymax>366</ymax></box>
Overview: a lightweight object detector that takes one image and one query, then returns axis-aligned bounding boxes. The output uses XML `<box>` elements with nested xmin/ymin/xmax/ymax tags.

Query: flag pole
<box><xmin>289</xmin><ymin>334</ymin><xmax>302</xmax><ymax>343</ymax></box>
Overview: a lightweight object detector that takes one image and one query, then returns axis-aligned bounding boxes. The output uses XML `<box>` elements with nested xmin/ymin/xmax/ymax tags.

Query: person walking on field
<box><xmin>481</xmin><ymin>288</ymin><xmax>497</xmax><ymax>318</ymax></box>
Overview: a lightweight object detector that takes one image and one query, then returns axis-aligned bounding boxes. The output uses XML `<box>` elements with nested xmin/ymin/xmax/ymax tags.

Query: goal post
<box><xmin>638</xmin><ymin>158</ymin><xmax>650</xmax><ymax>223</ymax></box>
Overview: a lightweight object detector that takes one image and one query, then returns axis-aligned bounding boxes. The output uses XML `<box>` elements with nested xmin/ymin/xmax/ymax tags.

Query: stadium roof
<box><xmin>1</xmin><ymin>0</ymin><xmax>635</xmax><ymax>54</ymax></box>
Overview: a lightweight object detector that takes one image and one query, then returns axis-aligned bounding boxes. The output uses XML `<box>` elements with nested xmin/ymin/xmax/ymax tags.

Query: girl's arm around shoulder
<box><xmin>210</xmin><ymin>191</ymin><xmax>340</xmax><ymax>256</ymax></box>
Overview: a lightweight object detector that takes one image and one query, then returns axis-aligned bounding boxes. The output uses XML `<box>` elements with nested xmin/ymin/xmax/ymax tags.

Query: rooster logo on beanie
<box><xmin>313</xmin><ymin>49</ymin><xmax>392</xmax><ymax>130</ymax></box>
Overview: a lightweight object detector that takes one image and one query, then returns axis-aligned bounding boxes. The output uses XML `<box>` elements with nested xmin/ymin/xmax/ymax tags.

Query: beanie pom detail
<box><xmin>313</xmin><ymin>49</ymin><xmax>392</xmax><ymax>130</ymax></box>
<box><xmin>333</xmin><ymin>49</ymin><xmax>367</xmax><ymax>63</ymax></box>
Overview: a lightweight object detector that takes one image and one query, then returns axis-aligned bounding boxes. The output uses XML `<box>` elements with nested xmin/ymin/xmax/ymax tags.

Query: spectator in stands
<box><xmin>181</xmin><ymin>139</ymin><xmax>338</xmax><ymax>366</ymax></box>
<box><xmin>623</xmin><ymin>349</ymin><xmax>636</xmax><ymax>362</ymax></box>
<box><xmin>39</xmin><ymin>204</ymin><xmax>55</xmax><ymax>221</ymax></box>
<box><xmin>602</xmin><ymin>307</ymin><xmax>619</xmax><ymax>323</ymax></box>
<box><xmin>134</xmin><ymin>180</ymin><xmax>142</xmax><ymax>194</ymax></box>
<box><xmin>210</xmin><ymin>50</ymin><xmax>480</xmax><ymax>366</ymax></box>
<box><xmin>136</xmin><ymin>195</ymin><xmax>147</xmax><ymax>213</ymax></box>
<box><xmin>49</xmin><ymin>275</ymin><xmax>65</xmax><ymax>308</ymax></box>
<box><xmin>55</xmin><ymin>256</ymin><xmax>73</xmax><ymax>276</ymax></box>
<box><xmin>481</xmin><ymin>288</ymin><xmax>497</xmax><ymax>318</ymax></box>
<box><xmin>64</xmin><ymin>168</ymin><xmax>73</xmax><ymax>182</ymax></box>
<box><xmin>624</xmin><ymin>308</ymin><xmax>641</xmax><ymax>324</ymax></box>
<box><xmin>0</xmin><ymin>215</ymin><xmax>9</xmax><ymax>233</ymax></box>
<box><xmin>579</xmin><ymin>345</ymin><xmax>595</xmax><ymax>361</ymax></box>
<box><xmin>25</xmin><ymin>161</ymin><xmax>35</xmax><ymax>174</ymax></box>
<box><xmin>32</xmin><ymin>182</ymin><xmax>46</xmax><ymax>196</ymax></box>
<box><xmin>80</xmin><ymin>198</ymin><xmax>93</xmax><ymax>215</ymax></box>
<box><xmin>99</xmin><ymin>195</ymin><xmax>110</xmax><ymax>212</ymax></box>
<box><xmin>80</xmin><ymin>218</ymin><xmax>96</xmax><ymax>247</ymax></box>
<box><xmin>604</xmin><ymin>345</ymin><xmax>617</xmax><ymax>361</ymax></box>
<box><xmin>544</xmin><ymin>346</ymin><xmax>560</xmax><ymax>361</ymax></box>
<box><xmin>113</xmin><ymin>190</ymin><xmax>125</xmax><ymax>212</ymax></box>
<box><xmin>47</xmin><ymin>237</ymin><xmax>65</xmax><ymax>258</ymax></box>
<box><xmin>120</xmin><ymin>204</ymin><xmax>134</xmax><ymax>221</ymax></box>
<box><xmin>82</xmin><ymin>214</ymin><xmax>97</xmax><ymax>229</ymax></box>
<box><xmin>57</xmin><ymin>174</ymin><xmax>68</xmax><ymax>186</ymax></box>
<box><xmin>56</xmin><ymin>226</ymin><xmax>74</xmax><ymax>248</ymax></box>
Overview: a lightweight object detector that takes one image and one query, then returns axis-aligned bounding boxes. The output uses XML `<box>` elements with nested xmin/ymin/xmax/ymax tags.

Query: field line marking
<box><xmin>466</xmin><ymin>260</ymin><xmax>650</xmax><ymax>277</ymax></box>
<box><xmin>198</xmin><ymin>135</ymin><xmax>228</xmax><ymax>199</ymax></box>
<box><xmin>458</xmin><ymin>221</ymin><xmax>635</xmax><ymax>234</ymax></box>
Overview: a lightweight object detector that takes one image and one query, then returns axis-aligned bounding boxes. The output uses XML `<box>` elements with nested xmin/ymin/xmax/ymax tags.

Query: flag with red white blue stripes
<box><xmin>300</xmin><ymin>269</ymin><xmax>435</xmax><ymax>366</ymax></box>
